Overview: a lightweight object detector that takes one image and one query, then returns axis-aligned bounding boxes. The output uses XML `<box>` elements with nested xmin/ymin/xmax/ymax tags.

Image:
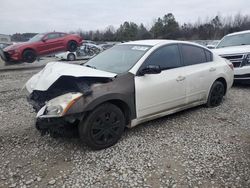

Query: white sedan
<box><xmin>55</xmin><ymin>43</ymin><xmax>103</xmax><ymax>61</ymax></box>
<box><xmin>26</xmin><ymin>40</ymin><xmax>234</xmax><ymax>149</ymax></box>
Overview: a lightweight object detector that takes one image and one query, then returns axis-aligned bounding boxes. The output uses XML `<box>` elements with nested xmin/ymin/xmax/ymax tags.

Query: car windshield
<box><xmin>84</xmin><ymin>44</ymin><xmax>151</xmax><ymax>74</ymax></box>
<box><xmin>29</xmin><ymin>33</ymin><xmax>45</xmax><ymax>42</ymax></box>
<box><xmin>217</xmin><ymin>33</ymin><xmax>250</xmax><ymax>48</ymax></box>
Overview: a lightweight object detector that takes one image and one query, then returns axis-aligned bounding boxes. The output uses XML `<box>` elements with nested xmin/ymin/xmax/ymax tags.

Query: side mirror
<box><xmin>42</xmin><ymin>38</ymin><xmax>47</xmax><ymax>42</ymax></box>
<box><xmin>139</xmin><ymin>65</ymin><xmax>161</xmax><ymax>76</ymax></box>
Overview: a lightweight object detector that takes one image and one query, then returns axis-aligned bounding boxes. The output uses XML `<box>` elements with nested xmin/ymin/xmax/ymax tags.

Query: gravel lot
<box><xmin>0</xmin><ymin>64</ymin><xmax>249</xmax><ymax>187</ymax></box>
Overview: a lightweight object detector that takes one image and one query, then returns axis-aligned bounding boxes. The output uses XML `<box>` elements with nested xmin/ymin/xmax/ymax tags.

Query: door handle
<box><xmin>176</xmin><ymin>76</ymin><xmax>186</xmax><ymax>82</ymax></box>
<box><xmin>209</xmin><ymin>67</ymin><xmax>216</xmax><ymax>72</ymax></box>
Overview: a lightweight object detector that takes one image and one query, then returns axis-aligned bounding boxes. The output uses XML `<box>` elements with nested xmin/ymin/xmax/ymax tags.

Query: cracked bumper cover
<box><xmin>35</xmin><ymin>114</ymin><xmax>84</xmax><ymax>137</ymax></box>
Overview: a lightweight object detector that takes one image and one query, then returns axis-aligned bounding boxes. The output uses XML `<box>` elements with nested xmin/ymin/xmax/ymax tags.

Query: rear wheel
<box><xmin>79</xmin><ymin>103</ymin><xmax>125</xmax><ymax>150</ymax></box>
<box><xmin>67</xmin><ymin>41</ymin><xmax>78</xmax><ymax>52</ymax></box>
<box><xmin>67</xmin><ymin>53</ymin><xmax>76</xmax><ymax>61</ymax></box>
<box><xmin>22</xmin><ymin>49</ymin><xmax>36</xmax><ymax>63</ymax></box>
<box><xmin>206</xmin><ymin>81</ymin><xmax>225</xmax><ymax>107</ymax></box>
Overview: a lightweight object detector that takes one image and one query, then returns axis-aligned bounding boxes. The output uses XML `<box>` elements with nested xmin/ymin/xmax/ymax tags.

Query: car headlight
<box><xmin>241</xmin><ymin>54</ymin><xmax>250</xmax><ymax>67</ymax></box>
<box><xmin>40</xmin><ymin>92</ymin><xmax>83</xmax><ymax>117</ymax></box>
<box><xmin>247</xmin><ymin>54</ymin><xmax>250</xmax><ymax>65</ymax></box>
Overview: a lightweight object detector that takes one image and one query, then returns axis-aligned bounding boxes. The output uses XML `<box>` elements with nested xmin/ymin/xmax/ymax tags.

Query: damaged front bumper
<box><xmin>36</xmin><ymin>114</ymin><xmax>83</xmax><ymax>137</ymax></box>
<box><xmin>26</xmin><ymin>91</ymin><xmax>86</xmax><ymax>137</ymax></box>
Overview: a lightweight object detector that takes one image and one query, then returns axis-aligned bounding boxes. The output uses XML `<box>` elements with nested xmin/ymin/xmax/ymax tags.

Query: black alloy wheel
<box><xmin>79</xmin><ymin>103</ymin><xmax>125</xmax><ymax>150</ymax></box>
<box><xmin>68</xmin><ymin>41</ymin><xmax>78</xmax><ymax>52</ymax></box>
<box><xmin>207</xmin><ymin>81</ymin><xmax>225</xmax><ymax>107</ymax></box>
<box><xmin>22</xmin><ymin>49</ymin><xmax>36</xmax><ymax>63</ymax></box>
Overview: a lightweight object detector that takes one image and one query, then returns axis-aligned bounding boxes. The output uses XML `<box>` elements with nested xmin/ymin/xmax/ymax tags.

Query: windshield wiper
<box><xmin>85</xmin><ymin>64</ymin><xmax>96</xmax><ymax>69</ymax></box>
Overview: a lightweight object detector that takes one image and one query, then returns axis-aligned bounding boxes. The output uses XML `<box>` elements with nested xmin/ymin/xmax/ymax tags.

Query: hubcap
<box><xmin>91</xmin><ymin>111</ymin><xmax>121</xmax><ymax>145</ymax></box>
<box><xmin>69</xmin><ymin>54</ymin><xmax>74</xmax><ymax>61</ymax></box>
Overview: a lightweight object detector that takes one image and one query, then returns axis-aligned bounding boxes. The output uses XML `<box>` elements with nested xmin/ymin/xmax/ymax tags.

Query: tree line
<box><xmin>11</xmin><ymin>13</ymin><xmax>250</xmax><ymax>42</ymax></box>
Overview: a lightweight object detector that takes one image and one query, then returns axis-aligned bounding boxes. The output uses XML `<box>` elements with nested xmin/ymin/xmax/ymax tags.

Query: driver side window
<box><xmin>46</xmin><ymin>33</ymin><xmax>60</xmax><ymax>40</ymax></box>
<box><xmin>142</xmin><ymin>44</ymin><xmax>181</xmax><ymax>70</ymax></box>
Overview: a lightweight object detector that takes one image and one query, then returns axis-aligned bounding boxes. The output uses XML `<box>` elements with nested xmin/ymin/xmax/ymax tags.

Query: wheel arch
<box><xmin>206</xmin><ymin>76</ymin><xmax>228</xmax><ymax>102</ymax></box>
<box><xmin>22</xmin><ymin>48</ymin><xmax>37</xmax><ymax>56</ymax></box>
<box><xmin>215</xmin><ymin>77</ymin><xmax>227</xmax><ymax>95</ymax></box>
<box><xmin>82</xmin><ymin>94</ymin><xmax>133</xmax><ymax>126</ymax></box>
<box><xmin>67</xmin><ymin>52</ymin><xmax>76</xmax><ymax>60</ymax></box>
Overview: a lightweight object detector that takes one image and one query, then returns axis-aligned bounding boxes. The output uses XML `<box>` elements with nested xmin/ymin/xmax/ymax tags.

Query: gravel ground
<box><xmin>0</xmin><ymin>67</ymin><xmax>249</xmax><ymax>188</ymax></box>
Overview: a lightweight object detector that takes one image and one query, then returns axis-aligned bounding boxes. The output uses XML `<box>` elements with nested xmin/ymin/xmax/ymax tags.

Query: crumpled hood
<box><xmin>25</xmin><ymin>62</ymin><xmax>117</xmax><ymax>93</ymax></box>
<box><xmin>212</xmin><ymin>45</ymin><xmax>250</xmax><ymax>56</ymax></box>
<box><xmin>4</xmin><ymin>42</ymin><xmax>29</xmax><ymax>51</ymax></box>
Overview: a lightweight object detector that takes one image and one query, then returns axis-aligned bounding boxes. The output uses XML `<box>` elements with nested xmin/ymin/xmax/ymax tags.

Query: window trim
<box><xmin>136</xmin><ymin>43</ymin><xmax>184</xmax><ymax>76</ymax></box>
<box><xmin>179</xmin><ymin>43</ymin><xmax>213</xmax><ymax>66</ymax></box>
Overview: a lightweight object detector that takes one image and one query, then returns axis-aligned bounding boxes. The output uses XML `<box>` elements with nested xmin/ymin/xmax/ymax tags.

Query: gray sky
<box><xmin>1</xmin><ymin>0</ymin><xmax>250</xmax><ymax>35</ymax></box>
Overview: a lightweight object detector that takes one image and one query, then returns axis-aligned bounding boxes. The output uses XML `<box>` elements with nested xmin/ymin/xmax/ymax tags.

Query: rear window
<box><xmin>181</xmin><ymin>44</ymin><xmax>211</xmax><ymax>66</ymax></box>
<box><xmin>205</xmin><ymin>50</ymin><xmax>213</xmax><ymax>62</ymax></box>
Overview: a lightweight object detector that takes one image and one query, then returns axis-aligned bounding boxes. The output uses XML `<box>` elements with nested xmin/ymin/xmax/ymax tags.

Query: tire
<box><xmin>67</xmin><ymin>41</ymin><xmax>78</xmax><ymax>52</ymax></box>
<box><xmin>206</xmin><ymin>81</ymin><xmax>225</xmax><ymax>107</ymax></box>
<box><xmin>22</xmin><ymin>49</ymin><xmax>36</xmax><ymax>63</ymax></box>
<box><xmin>67</xmin><ymin>53</ymin><xmax>76</xmax><ymax>61</ymax></box>
<box><xmin>79</xmin><ymin>103</ymin><xmax>125</xmax><ymax>150</ymax></box>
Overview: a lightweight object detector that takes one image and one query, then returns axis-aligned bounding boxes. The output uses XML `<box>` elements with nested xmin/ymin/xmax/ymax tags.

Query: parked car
<box><xmin>206</xmin><ymin>40</ymin><xmax>220</xmax><ymax>49</ymax></box>
<box><xmin>0</xmin><ymin>43</ymin><xmax>11</xmax><ymax>49</ymax></box>
<box><xmin>55</xmin><ymin>43</ymin><xmax>103</xmax><ymax>61</ymax></box>
<box><xmin>98</xmin><ymin>43</ymin><xmax>115</xmax><ymax>50</ymax></box>
<box><xmin>1</xmin><ymin>32</ymin><xmax>82</xmax><ymax>63</ymax></box>
<box><xmin>82</xmin><ymin>40</ymin><xmax>97</xmax><ymax>45</ymax></box>
<box><xmin>213</xmin><ymin>30</ymin><xmax>250</xmax><ymax>84</ymax></box>
<box><xmin>25</xmin><ymin>40</ymin><xmax>234</xmax><ymax>149</ymax></box>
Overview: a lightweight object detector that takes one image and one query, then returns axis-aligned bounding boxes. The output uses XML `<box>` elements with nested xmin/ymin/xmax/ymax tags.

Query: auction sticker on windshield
<box><xmin>132</xmin><ymin>46</ymin><xmax>149</xmax><ymax>51</ymax></box>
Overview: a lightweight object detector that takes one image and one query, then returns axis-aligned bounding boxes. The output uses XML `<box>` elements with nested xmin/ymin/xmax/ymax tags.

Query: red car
<box><xmin>1</xmin><ymin>32</ymin><xmax>83</xmax><ymax>63</ymax></box>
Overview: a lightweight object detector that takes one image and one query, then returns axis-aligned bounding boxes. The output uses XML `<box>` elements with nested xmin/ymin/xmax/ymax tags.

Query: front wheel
<box><xmin>206</xmin><ymin>81</ymin><xmax>225</xmax><ymax>107</ymax></box>
<box><xmin>67</xmin><ymin>53</ymin><xmax>76</xmax><ymax>61</ymax></box>
<box><xmin>67</xmin><ymin>41</ymin><xmax>78</xmax><ymax>52</ymax></box>
<box><xmin>22</xmin><ymin>49</ymin><xmax>36</xmax><ymax>63</ymax></box>
<box><xmin>79</xmin><ymin>103</ymin><xmax>125</xmax><ymax>150</ymax></box>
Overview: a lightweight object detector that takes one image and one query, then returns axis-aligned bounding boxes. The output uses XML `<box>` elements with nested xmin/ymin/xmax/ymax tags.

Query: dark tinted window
<box><xmin>60</xmin><ymin>33</ymin><xmax>66</xmax><ymax>37</ymax></box>
<box><xmin>47</xmin><ymin>33</ymin><xmax>60</xmax><ymax>39</ymax></box>
<box><xmin>143</xmin><ymin>45</ymin><xmax>181</xmax><ymax>70</ymax></box>
<box><xmin>205</xmin><ymin>50</ymin><xmax>213</xmax><ymax>62</ymax></box>
<box><xmin>181</xmin><ymin>44</ymin><xmax>207</xmax><ymax>66</ymax></box>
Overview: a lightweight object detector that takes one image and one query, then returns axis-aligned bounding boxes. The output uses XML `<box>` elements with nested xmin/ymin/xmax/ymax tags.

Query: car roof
<box><xmin>226</xmin><ymin>30</ymin><xmax>250</xmax><ymax>36</ymax></box>
<box><xmin>43</xmin><ymin>32</ymin><xmax>67</xmax><ymax>35</ymax></box>
<box><xmin>120</xmin><ymin>39</ymin><xmax>207</xmax><ymax>48</ymax></box>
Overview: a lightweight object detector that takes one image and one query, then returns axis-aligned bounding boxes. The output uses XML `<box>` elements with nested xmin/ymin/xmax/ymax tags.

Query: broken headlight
<box><xmin>41</xmin><ymin>92</ymin><xmax>83</xmax><ymax>117</ymax></box>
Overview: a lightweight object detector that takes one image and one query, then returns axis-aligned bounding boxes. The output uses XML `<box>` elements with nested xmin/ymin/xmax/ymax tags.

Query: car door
<box><xmin>38</xmin><ymin>33</ymin><xmax>64</xmax><ymax>54</ymax></box>
<box><xmin>179</xmin><ymin>44</ymin><xmax>217</xmax><ymax>104</ymax></box>
<box><xmin>135</xmin><ymin>44</ymin><xmax>186</xmax><ymax>118</ymax></box>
